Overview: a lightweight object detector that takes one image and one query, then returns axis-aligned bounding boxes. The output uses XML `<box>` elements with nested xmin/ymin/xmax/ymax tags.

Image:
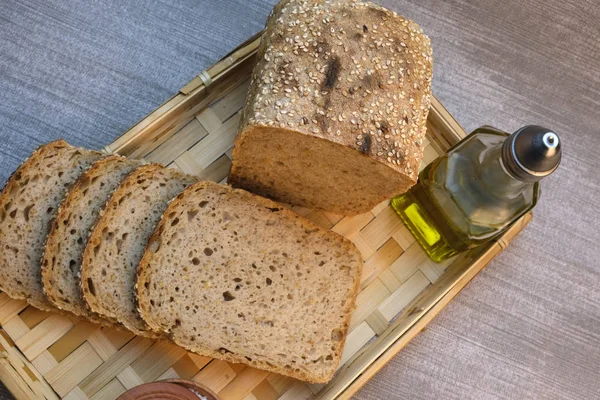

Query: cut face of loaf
<box><xmin>0</xmin><ymin>141</ymin><xmax>104</xmax><ymax>311</ymax></box>
<box><xmin>41</xmin><ymin>156</ymin><xmax>142</xmax><ymax>322</ymax></box>
<box><xmin>136</xmin><ymin>181</ymin><xmax>363</xmax><ymax>383</ymax></box>
<box><xmin>229</xmin><ymin>0</ymin><xmax>433</xmax><ymax>215</ymax></box>
<box><xmin>81</xmin><ymin>165</ymin><xmax>198</xmax><ymax>336</ymax></box>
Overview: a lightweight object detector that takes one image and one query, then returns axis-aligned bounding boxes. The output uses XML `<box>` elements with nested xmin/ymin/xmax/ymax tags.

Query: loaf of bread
<box><xmin>0</xmin><ymin>141</ymin><xmax>104</xmax><ymax>311</ymax></box>
<box><xmin>136</xmin><ymin>181</ymin><xmax>362</xmax><ymax>382</ymax></box>
<box><xmin>229</xmin><ymin>0</ymin><xmax>433</xmax><ymax>215</ymax></box>
<box><xmin>41</xmin><ymin>155</ymin><xmax>142</xmax><ymax>322</ymax></box>
<box><xmin>81</xmin><ymin>164</ymin><xmax>197</xmax><ymax>336</ymax></box>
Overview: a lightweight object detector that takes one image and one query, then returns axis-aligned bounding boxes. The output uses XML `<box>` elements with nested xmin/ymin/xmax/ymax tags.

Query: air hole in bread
<box><xmin>171</xmin><ymin>217</ymin><xmax>180</xmax><ymax>227</ymax></box>
<box><xmin>148</xmin><ymin>238</ymin><xmax>161</xmax><ymax>253</ymax></box>
<box><xmin>199</xmin><ymin>200</ymin><xmax>209</xmax><ymax>208</ymax></box>
<box><xmin>187</xmin><ymin>210</ymin><xmax>198</xmax><ymax>221</ymax></box>
<box><xmin>114</xmin><ymin>238</ymin><xmax>124</xmax><ymax>255</ymax></box>
<box><xmin>23</xmin><ymin>205</ymin><xmax>33</xmax><ymax>222</ymax></box>
<box><xmin>233</xmin><ymin>277</ymin><xmax>242</xmax><ymax>282</ymax></box>
<box><xmin>191</xmin><ymin>257</ymin><xmax>200</xmax><ymax>265</ymax></box>
<box><xmin>87</xmin><ymin>279</ymin><xmax>96</xmax><ymax>296</ymax></box>
<box><xmin>331</xmin><ymin>329</ymin><xmax>343</xmax><ymax>342</ymax></box>
<box><xmin>223</xmin><ymin>291</ymin><xmax>235</xmax><ymax>301</ymax></box>
<box><xmin>9</xmin><ymin>210</ymin><xmax>17</xmax><ymax>219</ymax></box>
<box><xmin>69</xmin><ymin>259</ymin><xmax>77</xmax><ymax>274</ymax></box>
<box><xmin>266</xmin><ymin>278</ymin><xmax>272</xmax><ymax>286</ymax></box>
<box><xmin>203</xmin><ymin>247</ymin><xmax>213</xmax><ymax>256</ymax></box>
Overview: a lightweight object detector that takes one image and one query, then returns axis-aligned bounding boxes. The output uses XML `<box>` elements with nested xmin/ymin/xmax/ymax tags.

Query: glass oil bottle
<box><xmin>391</xmin><ymin>125</ymin><xmax>561</xmax><ymax>262</ymax></box>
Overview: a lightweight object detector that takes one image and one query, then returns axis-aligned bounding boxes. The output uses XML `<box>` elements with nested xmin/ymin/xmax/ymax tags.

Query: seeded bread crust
<box><xmin>136</xmin><ymin>181</ymin><xmax>362</xmax><ymax>383</ymax></box>
<box><xmin>0</xmin><ymin>140</ymin><xmax>104</xmax><ymax>311</ymax></box>
<box><xmin>41</xmin><ymin>155</ymin><xmax>142</xmax><ymax>324</ymax></box>
<box><xmin>229</xmin><ymin>0</ymin><xmax>433</xmax><ymax>215</ymax></box>
<box><xmin>81</xmin><ymin>164</ymin><xmax>198</xmax><ymax>337</ymax></box>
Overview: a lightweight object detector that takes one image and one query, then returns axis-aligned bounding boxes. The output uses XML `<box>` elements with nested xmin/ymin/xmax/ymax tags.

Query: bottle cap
<box><xmin>501</xmin><ymin>125</ymin><xmax>561</xmax><ymax>182</ymax></box>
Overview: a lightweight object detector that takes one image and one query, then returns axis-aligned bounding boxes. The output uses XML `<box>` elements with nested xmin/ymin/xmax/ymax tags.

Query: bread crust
<box><xmin>230</xmin><ymin>0</ymin><xmax>433</xmax><ymax>214</ymax></box>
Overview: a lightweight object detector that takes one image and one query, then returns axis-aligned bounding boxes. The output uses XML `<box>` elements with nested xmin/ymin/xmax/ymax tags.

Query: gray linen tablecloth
<box><xmin>0</xmin><ymin>1</ymin><xmax>598</xmax><ymax>399</ymax></box>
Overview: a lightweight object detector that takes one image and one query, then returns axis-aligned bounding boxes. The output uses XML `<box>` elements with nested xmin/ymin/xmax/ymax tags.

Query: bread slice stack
<box><xmin>0</xmin><ymin>141</ymin><xmax>363</xmax><ymax>382</ymax></box>
<box><xmin>41</xmin><ymin>155</ymin><xmax>143</xmax><ymax>322</ymax></box>
<box><xmin>81</xmin><ymin>164</ymin><xmax>198</xmax><ymax>336</ymax></box>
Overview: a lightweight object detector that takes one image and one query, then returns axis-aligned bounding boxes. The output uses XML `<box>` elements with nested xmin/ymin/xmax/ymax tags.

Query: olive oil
<box><xmin>392</xmin><ymin>125</ymin><xmax>561</xmax><ymax>262</ymax></box>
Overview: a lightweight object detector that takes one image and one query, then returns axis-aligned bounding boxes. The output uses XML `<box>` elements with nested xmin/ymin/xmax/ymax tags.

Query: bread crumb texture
<box><xmin>136</xmin><ymin>181</ymin><xmax>362</xmax><ymax>382</ymax></box>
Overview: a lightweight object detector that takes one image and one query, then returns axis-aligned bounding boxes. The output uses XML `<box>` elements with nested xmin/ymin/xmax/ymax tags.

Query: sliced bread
<box><xmin>81</xmin><ymin>164</ymin><xmax>198</xmax><ymax>336</ymax></box>
<box><xmin>0</xmin><ymin>140</ymin><xmax>104</xmax><ymax>311</ymax></box>
<box><xmin>229</xmin><ymin>0</ymin><xmax>433</xmax><ymax>215</ymax></box>
<box><xmin>41</xmin><ymin>155</ymin><xmax>142</xmax><ymax>322</ymax></box>
<box><xmin>136</xmin><ymin>181</ymin><xmax>363</xmax><ymax>383</ymax></box>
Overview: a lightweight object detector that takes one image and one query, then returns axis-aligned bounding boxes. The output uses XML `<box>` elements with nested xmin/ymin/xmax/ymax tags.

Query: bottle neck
<box><xmin>480</xmin><ymin>143</ymin><xmax>531</xmax><ymax>198</ymax></box>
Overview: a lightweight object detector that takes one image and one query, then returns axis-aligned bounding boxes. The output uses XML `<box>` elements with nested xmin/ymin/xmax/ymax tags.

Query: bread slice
<box><xmin>229</xmin><ymin>0</ymin><xmax>433</xmax><ymax>215</ymax></box>
<box><xmin>0</xmin><ymin>140</ymin><xmax>104</xmax><ymax>311</ymax></box>
<box><xmin>81</xmin><ymin>164</ymin><xmax>197</xmax><ymax>336</ymax></box>
<box><xmin>41</xmin><ymin>155</ymin><xmax>142</xmax><ymax>322</ymax></box>
<box><xmin>136</xmin><ymin>181</ymin><xmax>363</xmax><ymax>383</ymax></box>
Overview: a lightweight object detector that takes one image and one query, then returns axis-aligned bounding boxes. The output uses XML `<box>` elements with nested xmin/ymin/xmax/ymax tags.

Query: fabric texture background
<box><xmin>0</xmin><ymin>0</ymin><xmax>598</xmax><ymax>398</ymax></box>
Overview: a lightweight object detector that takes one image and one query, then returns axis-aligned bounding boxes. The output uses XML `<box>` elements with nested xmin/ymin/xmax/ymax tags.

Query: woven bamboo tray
<box><xmin>0</xmin><ymin>33</ymin><xmax>531</xmax><ymax>400</ymax></box>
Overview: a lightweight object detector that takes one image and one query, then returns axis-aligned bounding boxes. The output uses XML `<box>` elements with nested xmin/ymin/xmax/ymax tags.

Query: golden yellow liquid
<box><xmin>392</xmin><ymin>180</ymin><xmax>467</xmax><ymax>262</ymax></box>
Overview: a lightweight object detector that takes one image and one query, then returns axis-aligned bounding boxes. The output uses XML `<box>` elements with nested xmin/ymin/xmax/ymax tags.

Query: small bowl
<box><xmin>117</xmin><ymin>379</ymin><xmax>221</xmax><ymax>400</ymax></box>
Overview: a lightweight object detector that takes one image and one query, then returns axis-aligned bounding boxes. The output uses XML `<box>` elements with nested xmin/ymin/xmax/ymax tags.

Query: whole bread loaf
<box><xmin>41</xmin><ymin>155</ymin><xmax>142</xmax><ymax>322</ymax></box>
<box><xmin>229</xmin><ymin>0</ymin><xmax>433</xmax><ymax>215</ymax></box>
<box><xmin>136</xmin><ymin>181</ymin><xmax>362</xmax><ymax>382</ymax></box>
<box><xmin>81</xmin><ymin>164</ymin><xmax>197</xmax><ymax>336</ymax></box>
<box><xmin>0</xmin><ymin>141</ymin><xmax>104</xmax><ymax>311</ymax></box>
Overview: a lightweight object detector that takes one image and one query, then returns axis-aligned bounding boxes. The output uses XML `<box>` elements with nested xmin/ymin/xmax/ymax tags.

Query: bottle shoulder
<box><xmin>419</xmin><ymin>125</ymin><xmax>538</xmax><ymax>241</ymax></box>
